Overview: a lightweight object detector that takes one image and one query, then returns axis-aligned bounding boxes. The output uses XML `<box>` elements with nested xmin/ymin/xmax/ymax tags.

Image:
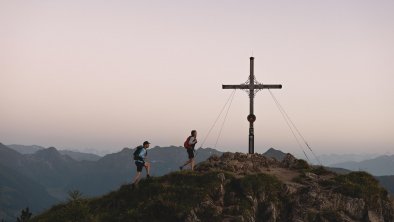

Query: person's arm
<box><xmin>189</xmin><ymin>136</ymin><xmax>197</xmax><ymax>145</ymax></box>
<box><xmin>138</xmin><ymin>148</ymin><xmax>145</xmax><ymax>160</ymax></box>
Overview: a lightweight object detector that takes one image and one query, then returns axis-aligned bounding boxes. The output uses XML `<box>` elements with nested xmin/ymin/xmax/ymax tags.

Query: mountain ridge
<box><xmin>331</xmin><ymin>155</ymin><xmax>394</xmax><ymax>176</ymax></box>
<box><xmin>6</xmin><ymin>144</ymin><xmax>45</xmax><ymax>154</ymax></box>
<box><xmin>7</xmin><ymin>144</ymin><xmax>102</xmax><ymax>161</ymax></box>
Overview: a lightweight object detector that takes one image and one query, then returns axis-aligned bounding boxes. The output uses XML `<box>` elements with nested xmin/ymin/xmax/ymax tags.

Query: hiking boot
<box><xmin>146</xmin><ymin>174</ymin><xmax>151</xmax><ymax>179</ymax></box>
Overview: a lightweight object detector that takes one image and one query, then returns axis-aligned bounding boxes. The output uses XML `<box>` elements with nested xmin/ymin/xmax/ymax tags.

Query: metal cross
<box><xmin>222</xmin><ymin>57</ymin><xmax>282</xmax><ymax>154</ymax></box>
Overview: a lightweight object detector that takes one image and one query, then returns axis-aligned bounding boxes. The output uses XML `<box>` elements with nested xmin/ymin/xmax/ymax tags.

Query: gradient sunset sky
<box><xmin>1</xmin><ymin>0</ymin><xmax>393</xmax><ymax>155</ymax></box>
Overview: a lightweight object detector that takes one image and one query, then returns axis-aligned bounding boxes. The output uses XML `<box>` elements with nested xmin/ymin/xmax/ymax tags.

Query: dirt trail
<box><xmin>261</xmin><ymin>167</ymin><xmax>300</xmax><ymax>183</ymax></box>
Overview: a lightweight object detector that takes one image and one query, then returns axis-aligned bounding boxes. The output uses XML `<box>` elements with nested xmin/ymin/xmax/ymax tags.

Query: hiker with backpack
<box><xmin>180</xmin><ymin>130</ymin><xmax>198</xmax><ymax>171</ymax></box>
<box><xmin>132</xmin><ymin>141</ymin><xmax>151</xmax><ymax>188</ymax></box>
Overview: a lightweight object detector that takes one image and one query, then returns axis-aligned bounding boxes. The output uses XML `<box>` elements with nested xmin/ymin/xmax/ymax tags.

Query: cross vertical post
<box><xmin>222</xmin><ymin>57</ymin><xmax>282</xmax><ymax>154</ymax></box>
<box><xmin>249</xmin><ymin>57</ymin><xmax>255</xmax><ymax>154</ymax></box>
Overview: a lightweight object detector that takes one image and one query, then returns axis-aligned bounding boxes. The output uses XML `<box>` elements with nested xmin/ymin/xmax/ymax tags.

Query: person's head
<box><xmin>191</xmin><ymin>130</ymin><xmax>197</xmax><ymax>137</ymax></box>
<box><xmin>143</xmin><ymin>141</ymin><xmax>150</xmax><ymax>148</ymax></box>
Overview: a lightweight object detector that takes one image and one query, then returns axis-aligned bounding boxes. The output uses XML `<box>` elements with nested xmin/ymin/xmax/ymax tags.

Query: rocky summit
<box><xmin>32</xmin><ymin>152</ymin><xmax>394</xmax><ymax>222</ymax></box>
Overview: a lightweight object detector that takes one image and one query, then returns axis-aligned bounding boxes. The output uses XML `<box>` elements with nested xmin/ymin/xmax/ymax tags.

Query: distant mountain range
<box><xmin>6</xmin><ymin>144</ymin><xmax>45</xmax><ymax>155</ymax></box>
<box><xmin>57</xmin><ymin>150</ymin><xmax>101</xmax><ymax>161</ymax></box>
<box><xmin>316</xmin><ymin>153</ymin><xmax>381</xmax><ymax>165</ymax></box>
<box><xmin>0</xmin><ymin>143</ymin><xmax>221</xmax><ymax>220</ymax></box>
<box><xmin>330</xmin><ymin>155</ymin><xmax>394</xmax><ymax>176</ymax></box>
<box><xmin>0</xmin><ymin>162</ymin><xmax>57</xmax><ymax>221</ymax></box>
<box><xmin>6</xmin><ymin>144</ymin><xmax>102</xmax><ymax>162</ymax></box>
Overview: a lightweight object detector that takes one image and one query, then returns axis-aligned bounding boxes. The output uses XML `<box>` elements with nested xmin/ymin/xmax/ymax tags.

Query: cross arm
<box><xmin>222</xmin><ymin>84</ymin><xmax>248</xmax><ymax>89</ymax></box>
<box><xmin>222</xmin><ymin>84</ymin><xmax>282</xmax><ymax>89</ymax></box>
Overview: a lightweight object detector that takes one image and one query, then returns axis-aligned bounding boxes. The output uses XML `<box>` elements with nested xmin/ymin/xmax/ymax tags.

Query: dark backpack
<box><xmin>133</xmin><ymin>146</ymin><xmax>144</xmax><ymax>161</ymax></box>
<box><xmin>184</xmin><ymin>136</ymin><xmax>192</xmax><ymax>149</ymax></box>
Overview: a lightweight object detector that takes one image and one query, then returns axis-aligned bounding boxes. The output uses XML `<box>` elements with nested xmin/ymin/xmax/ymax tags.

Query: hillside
<box><xmin>0</xmin><ymin>164</ymin><xmax>56</xmax><ymax>220</ymax></box>
<box><xmin>32</xmin><ymin>153</ymin><xmax>394</xmax><ymax>222</ymax></box>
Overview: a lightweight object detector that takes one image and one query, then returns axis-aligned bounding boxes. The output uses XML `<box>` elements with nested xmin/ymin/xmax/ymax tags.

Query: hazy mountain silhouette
<box><xmin>0</xmin><ymin>144</ymin><xmax>57</xmax><ymax>220</ymax></box>
<box><xmin>331</xmin><ymin>155</ymin><xmax>394</xmax><ymax>176</ymax></box>
<box><xmin>58</xmin><ymin>150</ymin><xmax>101</xmax><ymax>161</ymax></box>
<box><xmin>6</xmin><ymin>144</ymin><xmax>44</xmax><ymax>154</ymax></box>
<box><xmin>316</xmin><ymin>153</ymin><xmax>380</xmax><ymax>165</ymax></box>
<box><xmin>7</xmin><ymin>144</ymin><xmax>102</xmax><ymax>161</ymax></box>
<box><xmin>0</xmin><ymin>143</ymin><xmax>221</xmax><ymax>220</ymax></box>
<box><xmin>377</xmin><ymin>176</ymin><xmax>394</xmax><ymax>195</ymax></box>
<box><xmin>0</xmin><ymin>163</ymin><xmax>57</xmax><ymax>220</ymax></box>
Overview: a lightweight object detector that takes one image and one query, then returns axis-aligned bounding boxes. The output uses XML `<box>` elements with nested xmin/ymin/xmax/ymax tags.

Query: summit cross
<box><xmin>222</xmin><ymin>57</ymin><xmax>282</xmax><ymax>154</ymax></box>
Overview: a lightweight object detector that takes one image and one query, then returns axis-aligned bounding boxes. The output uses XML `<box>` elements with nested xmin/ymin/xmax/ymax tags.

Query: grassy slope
<box><xmin>31</xmin><ymin>170</ymin><xmax>284</xmax><ymax>222</ymax></box>
<box><xmin>31</xmin><ymin>165</ymin><xmax>391</xmax><ymax>222</ymax></box>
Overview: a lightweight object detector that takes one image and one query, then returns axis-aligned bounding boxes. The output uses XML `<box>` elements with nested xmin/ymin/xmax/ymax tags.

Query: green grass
<box><xmin>318</xmin><ymin>171</ymin><xmax>389</xmax><ymax>210</ymax></box>
<box><xmin>333</xmin><ymin>172</ymin><xmax>388</xmax><ymax>202</ymax></box>
<box><xmin>292</xmin><ymin>165</ymin><xmax>334</xmax><ymax>184</ymax></box>
<box><xmin>31</xmin><ymin>171</ymin><xmax>287</xmax><ymax>222</ymax></box>
<box><xmin>32</xmin><ymin>171</ymin><xmax>230</xmax><ymax>222</ymax></box>
<box><xmin>293</xmin><ymin>169</ymin><xmax>388</xmax><ymax>211</ymax></box>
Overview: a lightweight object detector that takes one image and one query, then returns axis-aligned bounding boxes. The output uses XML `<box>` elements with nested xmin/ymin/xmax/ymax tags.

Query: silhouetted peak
<box><xmin>263</xmin><ymin>147</ymin><xmax>287</xmax><ymax>161</ymax></box>
<box><xmin>0</xmin><ymin>142</ymin><xmax>9</xmax><ymax>150</ymax></box>
<box><xmin>120</xmin><ymin>147</ymin><xmax>132</xmax><ymax>152</ymax></box>
<box><xmin>34</xmin><ymin>147</ymin><xmax>63</xmax><ymax>159</ymax></box>
<box><xmin>0</xmin><ymin>143</ymin><xmax>23</xmax><ymax>156</ymax></box>
<box><xmin>266</xmin><ymin>147</ymin><xmax>278</xmax><ymax>152</ymax></box>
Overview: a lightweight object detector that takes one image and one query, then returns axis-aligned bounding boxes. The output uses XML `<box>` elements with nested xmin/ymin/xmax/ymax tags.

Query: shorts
<box><xmin>187</xmin><ymin>148</ymin><xmax>195</xmax><ymax>159</ymax></box>
<box><xmin>135</xmin><ymin>161</ymin><xmax>145</xmax><ymax>172</ymax></box>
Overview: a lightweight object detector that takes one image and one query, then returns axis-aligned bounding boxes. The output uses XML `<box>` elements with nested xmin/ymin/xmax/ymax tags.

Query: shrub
<box><xmin>294</xmin><ymin>159</ymin><xmax>309</xmax><ymax>170</ymax></box>
<box><xmin>310</xmin><ymin>166</ymin><xmax>332</xmax><ymax>176</ymax></box>
<box><xmin>332</xmin><ymin>171</ymin><xmax>388</xmax><ymax>208</ymax></box>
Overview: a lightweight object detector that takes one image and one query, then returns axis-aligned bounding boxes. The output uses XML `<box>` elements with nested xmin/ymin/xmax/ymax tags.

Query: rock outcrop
<box><xmin>192</xmin><ymin>152</ymin><xmax>394</xmax><ymax>222</ymax></box>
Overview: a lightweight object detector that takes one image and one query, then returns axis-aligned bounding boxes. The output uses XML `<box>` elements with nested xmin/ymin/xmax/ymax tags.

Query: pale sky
<box><xmin>1</xmin><ymin>0</ymin><xmax>393</xmax><ymax>155</ymax></box>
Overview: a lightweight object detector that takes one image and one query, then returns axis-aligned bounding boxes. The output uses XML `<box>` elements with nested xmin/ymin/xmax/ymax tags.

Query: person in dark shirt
<box><xmin>180</xmin><ymin>130</ymin><xmax>197</xmax><ymax>171</ymax></box>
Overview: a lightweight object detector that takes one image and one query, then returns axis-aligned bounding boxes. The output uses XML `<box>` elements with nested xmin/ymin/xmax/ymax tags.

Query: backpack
<box><xmin>184</xmin><ymin>136</ymin><xmax>192</xmax><ymax>149</ymax></box>
<box><xmin>133</xmin><ymin>146</ymin><xmax>144</xmax><ymax>161</ymax></box>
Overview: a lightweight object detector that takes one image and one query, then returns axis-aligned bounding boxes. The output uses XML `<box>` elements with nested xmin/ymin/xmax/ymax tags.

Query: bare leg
<box><xmin>132</xmin><ymin>172</ymin><xmax>141</xmax><ymax>184</ymax></box>
<box><xmin>181</xmin><ymin>159</ymin><xmax>195</xmax><ymax>170</ymax></box>
<box><xmin>191</xmin><ymin>159</ymin><xmax>195</xmax><ymax>171</ymax></box>
<box><xmin>145</xmin><ymin>162</ymin><xmax>151</xmax><ymax>176</ymax></box>
<box><xmin>182</xmin><ymin>159</ymin><xmax>192</xmax><ymax>168</ymax></box>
